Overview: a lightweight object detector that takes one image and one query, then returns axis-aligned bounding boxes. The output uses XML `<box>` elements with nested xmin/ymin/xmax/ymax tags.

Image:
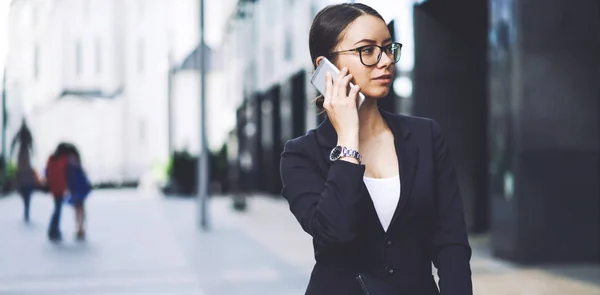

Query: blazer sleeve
<box><xmin>430</xmin><ymin>120</ymin><xmax>473</xmax><ymax>295</ymax></box>
<box><xmin>280</xmin><ymin>138</ymin><xmax>366</xmax><ymax>246</ymax></box>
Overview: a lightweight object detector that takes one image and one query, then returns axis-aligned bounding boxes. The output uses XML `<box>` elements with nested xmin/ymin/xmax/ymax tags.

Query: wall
<box><xmin>30</xmin><ymin>97</ymin><xmax>125</xmax><ymax>183</ymax></box>
<box><xmin>122</xmin><ymin>0</ymin><xmax>170</xmax><ymax>178</ymax></box>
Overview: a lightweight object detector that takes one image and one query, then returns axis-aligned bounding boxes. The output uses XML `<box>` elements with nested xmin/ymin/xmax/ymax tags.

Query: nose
<box><xmin>377</xmin><ymin>50</ymin><xmax>393</xmax><ymax>69</ymax></box>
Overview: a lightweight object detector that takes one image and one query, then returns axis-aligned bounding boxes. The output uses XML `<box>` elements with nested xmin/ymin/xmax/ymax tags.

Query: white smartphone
<box><xmin>310</xmin><ymin>57</ymin><xmax>366</xmax><ymax>109</ymax></box>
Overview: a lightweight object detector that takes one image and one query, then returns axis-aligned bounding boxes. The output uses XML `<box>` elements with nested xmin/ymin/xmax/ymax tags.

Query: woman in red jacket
<box><xmin>45</xmin><ymin>143</ymin><xmax>70</xmax><ymax>242</ymax></box>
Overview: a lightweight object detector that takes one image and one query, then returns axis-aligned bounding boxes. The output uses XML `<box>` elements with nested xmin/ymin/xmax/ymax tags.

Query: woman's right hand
<box><xmin>323</xmin><ymin>67</ymin><xmax>361</xmax><ymax>155</ymax></box>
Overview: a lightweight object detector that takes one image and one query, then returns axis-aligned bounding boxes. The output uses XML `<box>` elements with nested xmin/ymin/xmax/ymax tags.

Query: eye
<box><xmin>360</xmin><ymin>46</ymin><xmax>377</xmax><ymax>55</ymax></box>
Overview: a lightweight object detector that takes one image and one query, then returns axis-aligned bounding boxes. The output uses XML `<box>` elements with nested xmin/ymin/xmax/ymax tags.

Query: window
<box><xmin>33</xmin><ymin>44</ymin><xmax>40</xmax><ymax>79</ymax></box>
<box><xmin>284</xmin><ymin>29</ymin><xmax>293</xmax><ymax>61</ymax></box>
<box><xmin>32</xmin><ymin>6</ymin><xmax>38</xmax><ymax>26</ymax></box>
<box><xmin>138</xmin><ymin>0</ymin><xmax>145</xmax><ymax>17</ymax></box>
<box><xmin>264</xmin><ymin>47</ymin><xmax>273</xmax><ymax>79</ymax></box>
<box><xmin>83</xmin><ymin>0</ymin><xmax>90</xmax><ymax>17</ymax></box>
<box><xmin>137</xmin><ymin>38</ymin><xmax>144</xmax><ymax>73</ymax></box>
<box><xmin>267</xmin><ymin>0</ymin><xmax>276</xmax><ymax>25</ymax></box>
<box><xmin>95</xmin><ymin>37</ymin><xmax>102</xmax><ymax>74</ymax></box>
<box><xmin>138</xmin><ymin>118</ymin><xmax>146</xmax><ymax>143</ymax></box>
<box><xmin>75</xmin><ymin>40</ymin><xmax>82</xmax><ymax>76</ymax></box>
<box><xmin>20</xmin><ymin>6</ymin><xmax>31</xmax><ymax>26</ymax></box>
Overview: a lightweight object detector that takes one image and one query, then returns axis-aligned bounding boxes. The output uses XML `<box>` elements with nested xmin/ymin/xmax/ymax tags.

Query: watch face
<box><xmin>329</xmin><ymin>146</ymin><xmax>342</xmax><ymax>161</ymax></box>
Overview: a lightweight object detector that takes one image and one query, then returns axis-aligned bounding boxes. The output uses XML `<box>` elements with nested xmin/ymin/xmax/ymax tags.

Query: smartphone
<box><xmin>310</xmin><ymin>57</ymin><xmax>366</xmax><ymax>109</ymax></box>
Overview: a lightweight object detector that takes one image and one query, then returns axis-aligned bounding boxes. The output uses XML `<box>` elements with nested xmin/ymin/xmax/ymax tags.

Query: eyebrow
<box><xmin>353</xmin><ymin>37</ymin><xmax>393</xmax><ymax>46</ymax></box>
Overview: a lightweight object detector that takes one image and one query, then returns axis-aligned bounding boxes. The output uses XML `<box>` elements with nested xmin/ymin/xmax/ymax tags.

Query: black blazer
<box><xmin>280</xmin><ymin>110</ymin><xmax>472</xmax><ymax>295</ymax></box>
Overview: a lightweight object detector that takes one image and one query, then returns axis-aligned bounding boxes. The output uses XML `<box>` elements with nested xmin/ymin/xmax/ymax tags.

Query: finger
<box><xmin>333</xmin><ymin>68</ymin><xmax>348</xmax><ymax>101</ymax></box>
<box><xmin>340</xmin><ymin>74</ymin><xmax>354</xmax><ymax>98</ymax></box>
<box><xmin>331</xmin><ymin>72</ymin><xmax>340</xmax><ymax>105</ymax></box>
<box><xmin>348</xmin><ymin>84</ymin><xmax>361</xmax><ymax>101</ymax></box>
<box><xmin>335</xmin><ymin>67</ymin><xmax>347</xmax><ymax>91</ymax></box>
<box><xmin>324</xmin><ymin>72</ymin><xmax>332</xmax><ymax>106</ymax></box>
<box><xmin>337</xmin><ymin>67</ymin><xmax>348</xmax><ymax>80</ymax></box>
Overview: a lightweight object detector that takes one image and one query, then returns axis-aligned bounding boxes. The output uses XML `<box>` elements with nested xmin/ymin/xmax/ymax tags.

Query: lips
<box><xmin>373</xmin><ymin>74</ymin><xmax>392</xmax><ymax>80</ymax></box>
<box><xmin>373</xmin><ymin>74</ymin><xmax>392</xmax><ymax>84</ymax></box>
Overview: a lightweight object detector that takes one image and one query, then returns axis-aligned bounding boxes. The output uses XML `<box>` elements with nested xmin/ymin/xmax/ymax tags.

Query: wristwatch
<box><xmin>329</xmin><ymin>146</ymin><xmax>362</xmax><ymax>164</ymax></box>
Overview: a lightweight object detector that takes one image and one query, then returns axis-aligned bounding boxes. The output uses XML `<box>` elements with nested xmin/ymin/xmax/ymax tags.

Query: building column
<box><xmin>413</xmin><ymin>0</ymin><xmax>490</xmax><ymax>232</ymax></box>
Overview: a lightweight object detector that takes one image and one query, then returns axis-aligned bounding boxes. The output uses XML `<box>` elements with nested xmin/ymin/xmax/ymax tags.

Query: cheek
<box><xmin>346</xmin><ymin>67</ymin><xmax>371</xmax><ymax>88</ymax></box>
<box><xmin>337</xmin><ymin>58</ymin><xmax>367</xmax><ymax>85</ymax></box>
<box><xmin>353</xmin><ymin>73</ymin><xmax>371</xmax><ymax>89</ymax></box>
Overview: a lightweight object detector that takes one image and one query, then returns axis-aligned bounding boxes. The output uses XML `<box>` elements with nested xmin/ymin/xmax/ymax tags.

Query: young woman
<box><xmin>46</xmin><ymin>143</ymin><xmax>70</xmax><ymax>241</ymax></box>
<box><xmin>280</xmin><ymin>3</ymin><xmax>472</xmax><ymax>295</ymax></box>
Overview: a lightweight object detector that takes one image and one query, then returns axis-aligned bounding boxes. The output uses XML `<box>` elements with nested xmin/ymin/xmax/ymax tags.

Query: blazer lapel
<box><xmin>381</xmin><ymin>111</ymin><xmax>419</xmax><ymax>229</ymax></box>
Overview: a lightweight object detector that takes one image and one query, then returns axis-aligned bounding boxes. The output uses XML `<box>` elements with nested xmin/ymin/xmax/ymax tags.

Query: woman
<box><xmin>280</xmin><ymin>3</ymin><xmax>472</xmax><ymax>295</ymax></box>
<box><xmin>46</xmin><ymin>143</ymin><xmax>70</xmax><ymax>241</ymax></box>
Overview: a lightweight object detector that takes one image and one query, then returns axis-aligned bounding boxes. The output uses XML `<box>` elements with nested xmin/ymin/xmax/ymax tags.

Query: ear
<box><xmin>315</xmin><ymin>56</ymin><xmax>325</xmax><ymax>67</ymax></box>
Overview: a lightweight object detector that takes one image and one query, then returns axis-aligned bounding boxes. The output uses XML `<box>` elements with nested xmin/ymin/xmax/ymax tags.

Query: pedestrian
<box><xmin>64</xmin><ymin>145</ymin><xmax>91</xmax><ymax>241</ymax></box>
<box><xmin>15</xmin><ymin>152</ymin><xmax>42</xmax><ymax>223</ymax></box>
<box><xmin>10</xmin><ymin>119</ymin><xmax>34</xmax><ymax>162</ymax></box>
<box><xmin>45</xmin><ymin>143</ymin><xmax>70</xmax><ymax>242</ymax></box>
<box><xmin>279</xmin><ymin>3</ymin><xmax>472</xmax><ymax>295</ymax></box>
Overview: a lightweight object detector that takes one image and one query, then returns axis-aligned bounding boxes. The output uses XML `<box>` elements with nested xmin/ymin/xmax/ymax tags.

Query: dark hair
<box><xmin>53</xmin><ymin>142</ymin><xmax>81</xmax><ymax>164</ymax></box>
<box><xmin>309</xmin><ymin>3</ymin><xmax>385</xmax><ymax>110</ymax></box>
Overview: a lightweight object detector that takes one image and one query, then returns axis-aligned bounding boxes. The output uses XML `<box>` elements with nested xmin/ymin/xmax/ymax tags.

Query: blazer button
<box><xmin>385</xmin><ymin>266</ymin><xmax>394</xmax><ymax>275</ymax></box>
<box><xmin>385</xmin><ymin>237</ymin><xmax>393</xmax><ymax>246</ymax></box>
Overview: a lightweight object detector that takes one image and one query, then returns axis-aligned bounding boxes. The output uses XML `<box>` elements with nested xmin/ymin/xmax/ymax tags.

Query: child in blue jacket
<box><xmin>65</xmin><ymin>148</ymin><xmax>92</xmax><ymax>240</ymax></box>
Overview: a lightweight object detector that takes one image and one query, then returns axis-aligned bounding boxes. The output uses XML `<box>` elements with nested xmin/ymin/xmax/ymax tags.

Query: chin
<box><xmin>364</xmin><ymin>87</ymin><xmax>391</xmax><ymax>99</ymax></box>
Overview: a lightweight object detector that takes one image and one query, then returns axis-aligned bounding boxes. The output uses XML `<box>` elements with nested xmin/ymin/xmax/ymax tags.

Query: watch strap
<box><xmin>331</xmin><ymin>146</ymin><xmax>362</xmax><ymax>164</ymax></box>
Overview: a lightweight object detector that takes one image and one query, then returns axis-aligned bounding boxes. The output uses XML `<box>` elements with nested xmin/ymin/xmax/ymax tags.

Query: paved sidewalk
<box><xmin>0</xmin><ymin>190</ymin><xmax>205</xmax><ymax>295</ymax></box>
<box><xmin>0</xmin><ymin>189</ymin><xmax>598</xmax><ymax>295</ymax></box>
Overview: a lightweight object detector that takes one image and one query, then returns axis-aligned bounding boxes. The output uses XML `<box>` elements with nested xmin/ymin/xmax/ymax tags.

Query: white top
<box><xmin>363</xmin><ymin>175</ymin><xmax>401</xmax><ymax>232</ymax></box>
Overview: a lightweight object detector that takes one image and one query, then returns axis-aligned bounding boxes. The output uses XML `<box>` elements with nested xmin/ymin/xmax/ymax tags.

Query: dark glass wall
<box><xmin>236</xmin><ymin>97</ymin><xmax>261</xmax><ymax>193</ymax></box>
<box><xmin>291</xmin><ymin>71</ymin><xmax>307</xmax><ymax>138</ymax></box>
<box><xmin>488</xmin><ymin>0</ymin><xmax>518</xmax><ymax>255</ymax></box>
<box><xmin>489</xmin><ymin>0</ymin><xmax>600</xmax><ymax>263</ymax></box>
<box><xmin>258</xmin><ymin>86</ymin><xmax>282</xmax><ymax>195</ymax></box>
<box><xmin>413</xmin><ymin>0</ymin><xmax>490</xmax><ymax>232</ymax></box>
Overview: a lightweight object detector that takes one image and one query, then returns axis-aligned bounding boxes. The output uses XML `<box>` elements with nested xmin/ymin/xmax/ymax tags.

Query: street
<box><xmin>0</xmin><ymin>189</ymin><xmax>598</xmax><ymax>295</ymax></box>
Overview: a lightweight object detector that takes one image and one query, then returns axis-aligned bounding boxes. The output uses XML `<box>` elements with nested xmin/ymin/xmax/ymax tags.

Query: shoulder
<box><xmin>280</xmin><ymin>129</ymin><xmax>326</xmax><ymax>173</ymax></box>
<box><xmin>282</xmin><ymin>129</ymin><xmax>319</xmax><ymax>155</ymax></box>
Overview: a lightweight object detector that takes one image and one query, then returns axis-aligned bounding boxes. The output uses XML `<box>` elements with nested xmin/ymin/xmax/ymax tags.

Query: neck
<box><xmin>357</xmin><ymin>98</ymin><xmax>386</xmax><ymax>141</ymax></box>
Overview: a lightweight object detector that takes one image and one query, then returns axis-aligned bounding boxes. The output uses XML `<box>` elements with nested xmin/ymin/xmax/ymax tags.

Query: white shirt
<box><xmin>363</xmin><ymin>175</ymin><xmax>401</xmax><ymax>232</ymax></box>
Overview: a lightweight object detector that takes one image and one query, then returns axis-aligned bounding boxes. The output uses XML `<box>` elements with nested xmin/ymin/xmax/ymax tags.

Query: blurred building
<box><xmin>4</xmin><ymin>0</ymin><xmax>235</xmax><ymax>185</ymax></box>
<box><xmin>6</xmin><ymin>0</ymin><xmax>131</xmax><ymax>183</ymax></box>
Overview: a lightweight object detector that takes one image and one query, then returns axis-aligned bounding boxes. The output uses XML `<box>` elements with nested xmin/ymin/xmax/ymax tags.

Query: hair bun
<box><xmin>315</xmin><ymin>95</ymin><xmax>325</xmax><ymax>110</ymax></box>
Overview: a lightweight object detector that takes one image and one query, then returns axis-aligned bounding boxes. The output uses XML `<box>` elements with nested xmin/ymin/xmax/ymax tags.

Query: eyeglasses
<box><xmin>330</xmin><ymin>42</ymin><xmax>402</xmax><ymax>66</ymax></box>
